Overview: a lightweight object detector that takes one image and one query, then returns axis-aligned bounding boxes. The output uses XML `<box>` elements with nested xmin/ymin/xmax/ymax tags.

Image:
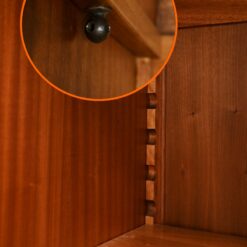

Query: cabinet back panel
<box><xmin>0</xmin><ymin>1</ymin><xmax>146</xmax><ymax>246</ymax></box>
<box><xmin>163</xmin><ymin>23</ymin><xmax>247</xmax><ymax>236</ymax></box>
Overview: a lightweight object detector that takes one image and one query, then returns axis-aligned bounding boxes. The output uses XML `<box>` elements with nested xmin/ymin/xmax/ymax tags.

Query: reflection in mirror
<box><xmin>22</xmin><ymin>0</ymin><xmax>177</xmax><ymax>100</ymax></box>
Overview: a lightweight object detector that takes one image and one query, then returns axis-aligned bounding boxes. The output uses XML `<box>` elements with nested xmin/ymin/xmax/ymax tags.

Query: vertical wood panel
<box><xmin>155</xmin><ymin>71</ymin><xmax>166</xmax><ymax>224</ymax></box>
<box><xmin>163</xmin><ymin>23</ymin><xmax>247</xmax><ymax>236</ymax></box>
<box><xmin>0</xmin><ymin>0</ymin><xmax>147</xmax><ymax>246</ymax></box>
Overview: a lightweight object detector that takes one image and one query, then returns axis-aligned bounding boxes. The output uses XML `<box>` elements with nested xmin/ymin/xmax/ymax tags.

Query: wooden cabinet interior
<box><xmin>22</xmin><ymin>0</ymin><xmax>176</xmax><ymax>99</ymax></box>
<box><xmin>158</xmin><ymin>22</ymin><xmax>247</xmax><ymax>237</ymax></box>
<box><xmin>1</xmin><ymin>0</ymin><xmax>247</xmax><ymax>246</ymax></box>
<box><xmin>0</xmin><ymin>0</ymin><xmax>147</xmax><ymax>246</ymax></box>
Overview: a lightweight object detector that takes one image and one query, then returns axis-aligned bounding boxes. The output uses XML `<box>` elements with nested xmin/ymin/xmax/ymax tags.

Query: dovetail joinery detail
<box><xmin>146</xmin><ymin>165</ymin><xmax>156</xmax><ymax>181</ymax></box>
<box><xmin>145</xmin><ymin>80</ymin><xmax>157</xmax><ymax>224</ymax></box>
<box><xmin>147</xmin><ymin>129</ymin><xmax>157</xmax><ymax>145</ymax></box>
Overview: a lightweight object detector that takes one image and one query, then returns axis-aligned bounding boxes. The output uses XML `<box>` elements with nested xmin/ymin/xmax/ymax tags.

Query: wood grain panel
<box><xmin>175</xmin><ymin>0</ymin><xmax>247</xmax><ymax>27</ymax></box>
<box><xmin>99</xmin><ymin>0</ymin><xmax>162</xmax><ymax>57</ymax></box>
<box><xmin>155</xmin><ymin>71</ymin><xmax>166</xmax><ymax>224</ymax></box>
<box><xmin>71</xmin><ymin>0</ymin><xmax>162</xmax><ymax>58</ymax></box>
<box><xmin>71</xmin><ymin>0</ymin><xmax>158</xmax><ymax>23</ymax></box>
<box><xmin>137</xmin><ymin>0</ymin><xmax>158</xmax><ymax>22</ymax></box>
<box><xmin>0</xmin><ymin>0</ymin><xmax>147</xmax><ymax>246</ymax></box>
<box><xmin>163</xmin><ymin>23</ymin><xmax>247</xmax><ymax>236</ymax></box>
<box><xmin>99</xmin><ymin>225</ymin><xmax>247</xmax><ymax>247</ymax></box>
<box><xmin>23</xmin><ymin>0</ymin><xmax>137</xmax><ymax>99</ymax></box>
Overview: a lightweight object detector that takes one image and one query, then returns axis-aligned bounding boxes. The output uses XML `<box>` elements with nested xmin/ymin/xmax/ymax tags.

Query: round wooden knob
<box><xmin>85</xmin><ymin>6</ymin><xmax>111</xmax><ymax>43</ymax></box>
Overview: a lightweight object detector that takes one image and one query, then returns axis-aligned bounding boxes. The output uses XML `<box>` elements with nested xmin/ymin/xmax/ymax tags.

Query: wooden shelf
<box><xmin>99</xmin><ymin>225</ymin><xmax>247</xmax><ymax>247</ymax></box>
<box><xmin>71</xmin><ymin>0</ymin><xmax>162</xmax><ymax>57</ymax></box>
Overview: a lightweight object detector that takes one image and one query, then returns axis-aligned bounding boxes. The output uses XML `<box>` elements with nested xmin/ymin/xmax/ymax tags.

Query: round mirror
<box><xmin>21</xmin><ymin>0</ymin><xmax>177</xmax><ymax>100</ymax></box>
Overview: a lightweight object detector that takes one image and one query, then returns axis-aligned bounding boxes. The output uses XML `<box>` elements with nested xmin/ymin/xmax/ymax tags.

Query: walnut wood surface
<box><xmin>161</xmin><ymin>23</ymin><xmax>247</xmax><ymax>236</ymax></box>
<box><xmin>176</xmin><ymin>0</ymin><xmax>247</xmax><ymax>27</ymax></box>
<box><xmin>99</xmin><ymin>225</ymin><xmax>247</xmax><ymax>247</ymax></box>
<box><xmin>0</xmin><ymin>0</ymin><xmax>147</xmax><ymax>246</ymax></box>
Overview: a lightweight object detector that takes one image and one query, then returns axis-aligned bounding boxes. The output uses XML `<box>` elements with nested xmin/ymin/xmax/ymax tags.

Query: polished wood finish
<box><xmin>0</xmin><ymin>0</ymin><xmax>147</xmax><ymax>246</ymax></box>
<box><xmin>176</xmin><ymin>0</ymin><xmax>247</xmax><ymax>27</ymax></box>
<box><xmin>161</xmin><ymin>23</ymin><xmax>247</xmax><ymax>236</ymax></box>
<box><xmin>145</xmin><ymin>80</ymin><xmax>158</xmax><ymax>224</ymax></box>
<box><xmin>145</xmin><ymin>216</ymin><xmax>155</xmax><ymax>225</ymax></box>
<box><xmin>155</xmin><ymin>71</ymin><xmax>166</xmax><ymax>224</ymax></box>
<box><xmin>146</xmin><ymin>145</ymin><xmax>155</xmax><ymax>166</ymax></box>
<box><xmin>72</xmin><ymin>0</ymin><xmax>162</xmax><ymax>57</ymax></box>
<box><xmin>146</xmin><ymin>181</ymin><xmax>155</xmax><ymax>201</ymax></box>
<box><xmin>147</xmin><ymin>109</ymin><xmax>156</xmax><ymax>129</ymax></box>
<box><xmin>146</xmin><ymin>201</ymin><xmax>156</xmax><ymax>217</ymax></box>
<box><xmin>146</xmin><ymin>165</ymin><xmax>156</xmax><ymax>181</ymax></box>
<box><xmin>136</xmin><ymin>58</ymin><xmax>152</xmax><ymax>88</ymax></box>
<box><xmin>147</xmin><ymin>129</ymin><xmax>157</xmax><ymax>145</ymax></box>
<box><xmin>151</xmin><ymin>35</ymin><xmax>175</xmax><ymax>76</ymax></box>
<box><xmin>23</xmin><ymin>0</ymin><xmax>137</xmax><ymax>99</ymax></box>
<box><xmin>148</xmin><ymin>81</ymin><xmax>157</xmax><ymax>93</ymax></box>
<box><xmin>99</xmin><ymin>225</ymin><xmax>247</xmax><ymax>247</ymax></box>
<box><xmin>71</xmin><ymin>0</ymin><xmax>158</xmax><ymax>23</ymax></box>
<box><xmin>157</xmin><ymin>0</ymin><xmax>176</xmax><ymax>34</ymax></box>
<box><xmin>101</xmin><ymin>0</ymin><xmax>162</xmax><ymax>57</ymax></box>
<box><xmin>137</xmin><ymin>0</ymin><xmax>158</xmax><ymax>22</ymax></box>
<box><xmin>147</xmin><ymin>93</ymin><xmax>157</xmax><ymax>109</ymax></box>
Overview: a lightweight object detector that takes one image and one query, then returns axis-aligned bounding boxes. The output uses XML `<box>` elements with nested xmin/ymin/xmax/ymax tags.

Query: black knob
<box><xmin>84</xmin><ymin>6</ymin><xmax>111</xmax><ymax>43</ymax></box>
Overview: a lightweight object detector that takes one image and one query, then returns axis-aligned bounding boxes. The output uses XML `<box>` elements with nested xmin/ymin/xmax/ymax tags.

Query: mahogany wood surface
<box><xmin>137</xmin><ymin>0</ymin><xmax>159</xmax><ymax>22</ymax></box>
<box><xmin>23</xmin><ymin>0</ymin><xmax>137</xmax><ymax>99</ymax></box>
<box><xmin>71</xmin><ymin>0</ymin><xmax>162</xmax><ymax>57</ymax></box>
<box><xmin>100</xmin><ymin>0</ymin><xmax>162</xmax><ymax>57</ymax></box>
<box><xmin>157</xmin><ymin>0</ymin><xmax>176</xmax><ymax>34</ymax></box>
<box><xmin>0</xmin><ymin>0</ymin><xmax>147</xmax><ymax>246</ymax></box>
<box><xmin>155</xmin><ymin>71</ymin><xmax>166</xmax><ymax>224</ymax></box>
<box><xmin>175</xmin><ymin>0</ymin><xmax>247</xmax><ymax>27</ymax></box>
<box><xmin>161</xmin><ymin>23</ymin><xmax>247</xmax><ymax>236</ymax></box>
<box><xmin>99</xmin><ymin>225</ymin><xmax>247</xmax><ymax>247</ymax></box>
<box><xmin>71</xmin><ymin>0</ymin><xmax>158</xmax><ymax>23</ymax></box>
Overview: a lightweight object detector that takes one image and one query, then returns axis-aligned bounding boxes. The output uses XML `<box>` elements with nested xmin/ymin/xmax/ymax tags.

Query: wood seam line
<box><xmin>146</xmin><ymin>81</ymin><xmax>157</xmax><ymax>225</ymax></box>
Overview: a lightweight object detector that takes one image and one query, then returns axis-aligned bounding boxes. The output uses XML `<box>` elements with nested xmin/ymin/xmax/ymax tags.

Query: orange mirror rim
<box><xmin>20</xmin><ymin>0</ymin><xmax>178</xmax><ymax>102</ymax></box>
